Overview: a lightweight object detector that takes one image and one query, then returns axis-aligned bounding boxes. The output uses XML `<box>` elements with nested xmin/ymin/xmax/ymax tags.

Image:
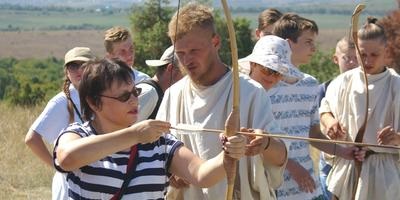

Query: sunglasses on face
<box><xmin>66</xmin><ymin>62</ymin><xmax>84</xmax><ymax>71</ymax></box>
<box><xmin>99</xmin><ymin>87</ymin><xmax>142</xmax><ymax>102</ymax></box>
<box><xmin>260</xmin><ymin>66</ymin><xmax>282</xmax><ymax>77</ymax></box>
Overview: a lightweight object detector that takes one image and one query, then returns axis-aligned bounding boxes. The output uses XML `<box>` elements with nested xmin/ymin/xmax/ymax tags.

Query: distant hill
<box><xmin>0</xmin><ymin>0</ymin><xmax>362</xmax><ymax>8</ymax></box>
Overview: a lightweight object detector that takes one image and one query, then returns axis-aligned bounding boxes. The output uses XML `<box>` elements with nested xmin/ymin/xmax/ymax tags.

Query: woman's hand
<box><xmin>337</xmin><ymin>146</ymin><xmax>366</xmax><ymax>162</ymax></box>
<box><xmin>377</xmin><ymin>126</ymin><xmax>400</xmax><ymax>146</ymax></box>
<box><xmin>129</xmin><ymin>120</ymin><xmax>171</xmax><ymax>144</ymax></box>
<box><xmin>325</xmin><ymin>118</ymin><xmax>346</xmax><ymax>140</ymax></box>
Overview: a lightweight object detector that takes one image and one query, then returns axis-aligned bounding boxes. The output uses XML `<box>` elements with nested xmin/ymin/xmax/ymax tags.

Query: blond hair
<box><xmin>168</xmin><ymin>3</ymin><xmax>215</xmax><ymax>40</ymax></box>
<box><xmin>336</xmin><ymin>37</ymin><xmax>355</xmax><ymax>54</ymax></box>
<box><xmin>104</xmin><ymin>26</ymin><xmax>131</xmax><ymax>53</ymax></box>
<box><xmin>358</xmin><ymin>17</ymin><xmax>386</xmax><ymax>43</ymax></box>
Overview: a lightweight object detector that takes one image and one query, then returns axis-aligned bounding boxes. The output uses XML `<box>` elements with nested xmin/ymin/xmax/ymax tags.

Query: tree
<box><xmin>129</xmin><ymin>1</ymin><xmax>253</xmax><ymax>73</ymax></box>
<box><xmin>300</xmin><ymin>49</ymin><xmax>339</xmax><ymax>83</ymax></box>
<box><xmin>130</xmin><ymin>0</ymin><xmax>174</xmax><ymax>76</ymax></box>
<box><xmin>379</xmin><ymin>0</ymin><xmax>400</xmax><ymax>73</ymax></box>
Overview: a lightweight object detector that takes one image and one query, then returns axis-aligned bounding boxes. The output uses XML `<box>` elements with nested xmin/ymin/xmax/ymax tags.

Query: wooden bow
<box><xmin>350</xmin><ymin>4</ymin><xmax>367</xmax><ymax>200</ymax></box>
<box><xmin>221</xmin><ymin>0</ymin><xmax>240</xmax><ymax>199</ymax></box>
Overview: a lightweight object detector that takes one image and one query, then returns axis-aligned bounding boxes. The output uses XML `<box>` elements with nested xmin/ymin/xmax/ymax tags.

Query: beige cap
<box><xmin>145</xmin><ymin>46</ymin><xmax>175</xmax><ymax>67</ymax></box>
<box><xmin>64</xmin><ymin>47</ymin><xmax>95</xmax><ymax>67</ymax></box>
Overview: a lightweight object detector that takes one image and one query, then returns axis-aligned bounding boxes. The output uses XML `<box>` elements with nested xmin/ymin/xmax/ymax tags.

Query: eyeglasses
<box><xmin>99</xmin><ymin>87</ymin><xmax>142</xmax><ymax>102</ymax></box>
<box><xmin>66</xmin><ymin>62</ymin><xmax>84</xmax><ymax>71</ymax></box>
<box><xmin>260</xmin><ymin>67</ymin><xmax>282</xmax><ymax>77</ymax></box>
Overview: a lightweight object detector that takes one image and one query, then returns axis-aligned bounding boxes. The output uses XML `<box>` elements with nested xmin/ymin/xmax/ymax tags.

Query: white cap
<box><xmin>243</xmin><ymin>35</ymin><xmax>303</xmax><ymax>79</ymax></box>
<box><xmin>145</xmin><ymin>46</ymin><xmax>175</xmax><ymax>67</ymax></box>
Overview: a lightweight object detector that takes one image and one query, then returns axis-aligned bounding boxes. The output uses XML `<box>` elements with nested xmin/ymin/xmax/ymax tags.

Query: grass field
<box><xmin>0</xmin><ymin>9</ymin><xmax>131</xmax><ymax>31</ymax></box>
<box><xmin>0</xmin><ymin>102</ymin><xmax>53</xmax><ymax>199</ymax></box>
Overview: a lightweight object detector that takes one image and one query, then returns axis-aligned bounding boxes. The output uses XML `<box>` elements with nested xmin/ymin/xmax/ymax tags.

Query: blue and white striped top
<box><xmin>53</xmin><ymin>122</ymin><xmax>183</xmax><ymax>200</ymax></box>
<box><xmin>268</xmin><ymin>74</ymin><xmax>324</xmax><ymax>200</ymax></box>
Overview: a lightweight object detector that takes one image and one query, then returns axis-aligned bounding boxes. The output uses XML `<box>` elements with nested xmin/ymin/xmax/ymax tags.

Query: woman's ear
<box><xmin>87</xmin><ymin>96</ymin><xmax>101</xmax><ymax>112</ymax></box>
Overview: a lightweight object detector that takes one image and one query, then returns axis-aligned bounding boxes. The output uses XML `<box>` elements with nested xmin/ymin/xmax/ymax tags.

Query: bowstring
<box><xmin>163</xmin><ymin>0</ymin><xmax>181</xmax><ymax>198</ymax></box>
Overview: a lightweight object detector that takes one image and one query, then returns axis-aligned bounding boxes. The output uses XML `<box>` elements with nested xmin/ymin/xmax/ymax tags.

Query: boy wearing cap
<box><xmin>267</xmin><ymin>14</ymin><xmax>365</xmax><ymax>200</ymax></box>
<box><xmin>136</xmin><ymin>46</ymin><xmax>183</xmax><ymax>121</ymax></box>
<box><xmin>104</xmin><ymin>26</ymin><xmax>150</xmax><ymax>83</ymax></box>
<box><xmin>25</xmin><ymin>47</ymin><xmax>95</xmax><ymax>200</ymax></box>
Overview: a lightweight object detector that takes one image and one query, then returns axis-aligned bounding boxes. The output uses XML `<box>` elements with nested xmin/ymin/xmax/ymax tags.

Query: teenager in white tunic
<box><xmin>156</xmin><ymin>3</ymin><xmax>288</xmax><ymax>200</ymax></box>
<box><xmin>53</xmin><ymin>58</ymin><xmax>246</xmax><ymax>200</ymax></box>
<box><xmin>25</xmin><ymin>47</ymin><xmax>95</xmax><ymax>200</ymax></box>
<box><xmin>270</xmin><ymin>14</ymin><xmax>366</xmax><ymax>200</ymax></box>
<box><xmin>320</xmin><ymin>17</ymin><xmax>400</xmax><ymax>200</ymax></box>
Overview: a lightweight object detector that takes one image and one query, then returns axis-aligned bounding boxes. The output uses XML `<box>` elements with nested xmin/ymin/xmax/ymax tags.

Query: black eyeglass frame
<box><xmin>99</xmin><ymin>87</ymin><xmax>142</xmax><ymax>102</ymax></box>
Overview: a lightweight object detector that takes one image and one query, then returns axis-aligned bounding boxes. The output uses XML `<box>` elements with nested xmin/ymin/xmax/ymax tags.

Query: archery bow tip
<box><xmin>353</xmin><ymin>4</ymin><xmax>366</xmax><ymax>15</ymax></box>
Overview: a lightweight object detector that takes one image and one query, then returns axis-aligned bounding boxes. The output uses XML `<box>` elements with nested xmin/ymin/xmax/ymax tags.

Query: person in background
<box><xmin>239</xmin><ymin>8</ymin><xmax>283</xmax><ymax>75</ymax></box>
<box><xmin>270</xmin><ymin>14</ymin><xmax>365</xmax><ymax>200</ymax></box>
<box><xmin>104</xmin><ymin>26</ymin><xmax>150</xmax><ymax>83</ymax></box>
<box><xmin>157</xmin><ymin>3</ymin><xmax>288</xmax><ymax>200</ymax></box>
<box><xmin>25</xmin><ymin>47</ymin><xmax>95</xmax><ymax>200</ymax></box>
<box><xmin>136</xmin><ymin>46</ymin><xmax>183</xmax><ymax>121</ymax></box>
<box><xmin>256</xmin><ymin>8</ymin><xmax>283</xmax><ymax>38</ymax></box>
<box><xmin>320</xmin><ymin>17</ymin><xmax>400</xmax><ymax>200</ymax></box>
<box><xmin>53</xmin><ymin>58</ymin><xmax>246</xmax><ymax>199</ymax></box>
<box><xmin>318</xmin><ymin>36</ymin><xmax>358</xmax><ymax>200</ymax></box>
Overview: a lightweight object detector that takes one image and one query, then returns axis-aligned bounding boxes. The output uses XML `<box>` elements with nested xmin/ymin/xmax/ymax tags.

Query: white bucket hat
<box><xmin>243</xmin><ymin>35</ymin><xmax>303</xmax><ymax>79</ymax></box>
<box><xmin>145</xmin><ymin>46</ymin><xmax>175</xmax><ymax>67</ymax></box>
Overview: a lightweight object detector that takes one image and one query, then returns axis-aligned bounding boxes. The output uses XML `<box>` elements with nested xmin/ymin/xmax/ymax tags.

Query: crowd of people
<box><xmin>25</xmin><ymin>2</ymin><xmax>399</xmax><ymax>200</ymax></box>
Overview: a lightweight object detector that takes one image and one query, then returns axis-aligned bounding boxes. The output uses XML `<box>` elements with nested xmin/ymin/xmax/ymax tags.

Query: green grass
<box><xmin>0</xmin><ymin>9</ymin><xmax>131</xmax><ymax>30</ymax></box>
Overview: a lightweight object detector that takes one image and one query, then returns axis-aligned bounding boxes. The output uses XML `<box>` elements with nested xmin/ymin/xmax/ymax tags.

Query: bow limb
<box><xmin>221</xmin><ymin>0</ymin><xmax>240</xmax><ymax>200</ymax></box>
<box><xmin>350</xmin><ymin>4</ymin><xmax>367</xmax><ymax>200</ymax></box>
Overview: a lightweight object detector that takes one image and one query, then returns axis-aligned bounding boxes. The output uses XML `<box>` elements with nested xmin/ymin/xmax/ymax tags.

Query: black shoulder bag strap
<box><xmin>138</xmin><ymin>79</ymin><xmax>164</xmax><ymax>119</ymax></box>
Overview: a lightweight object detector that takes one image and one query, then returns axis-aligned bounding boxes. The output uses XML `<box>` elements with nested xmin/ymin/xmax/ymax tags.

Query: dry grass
<box><xmin>0</xmin><ymin>29</ymin><xmax>346</xmax><ymax>61</ymax></box>
<box><xmin>0</xmin><ymin>102</ymin><xmax>53</xmax><ymax>199</ymax></box>
<box><xmin>0</xmin><ymin>30</ymin><xmax>106</xmax><ymax>59</ymax></box>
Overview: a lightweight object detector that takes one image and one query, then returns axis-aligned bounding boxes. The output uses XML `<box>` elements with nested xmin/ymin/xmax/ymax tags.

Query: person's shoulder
<box><xmin>169</xmin><ymin>76</ymin><xmax>189</xmax><ymax>90</ymax></box>
<box><xmin>301</xmin><ymin>73</ymin><xmax>319</xmax><ymax>84</ymax></box>
<box><xmin>48</xmin><ymin>91</ymin><xmax>69</xmax><ymax>105</ymax></box>
<box><xmin>132</xmin><ymin>68</ymin><xmax>150</xmax><ymax>81</ymax></box>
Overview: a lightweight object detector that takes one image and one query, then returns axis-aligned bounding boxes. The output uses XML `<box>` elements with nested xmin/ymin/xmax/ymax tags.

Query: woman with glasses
<box><xmin>25</xmin><ymin>47</ymin><xmax>95</xmax><ymax>199</ymax></box>
<box><xmin>53</xmin><ymin>58</ymin><xmax>246</xmax><ymax>199</ymax></box>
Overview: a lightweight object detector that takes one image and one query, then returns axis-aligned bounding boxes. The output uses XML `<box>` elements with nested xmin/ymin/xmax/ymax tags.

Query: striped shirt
<box><xmin>53</xmin><ymin>122</ymin><xmax>183</xmax><ymax>200</ymax></box>
<box><xmin>268</xmin><ymin>74</ymin><xmax>324</xmax><ymax>200</ymax></box>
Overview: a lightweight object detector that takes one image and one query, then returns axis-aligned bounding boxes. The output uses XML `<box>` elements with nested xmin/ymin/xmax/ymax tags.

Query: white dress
<box><xmin>320</xmin><ymin>67</ymin><xmax>400</xmax><ymax>200</ymax></box>
<box><xmin>157</xmin><ymin>71</ymin><xmax>287</xmax><ymax>200</ymax></box>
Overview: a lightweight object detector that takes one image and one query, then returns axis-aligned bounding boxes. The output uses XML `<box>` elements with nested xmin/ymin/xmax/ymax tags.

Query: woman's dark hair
<box><xmin>358</xmin><ymin>16</ymin><xmax>386</xmax><ymax>43</ymax></box>
<box><xmin>79</xmin><ymin>58</ymin><xmax>133</xmax><ymax>121</ymax></box>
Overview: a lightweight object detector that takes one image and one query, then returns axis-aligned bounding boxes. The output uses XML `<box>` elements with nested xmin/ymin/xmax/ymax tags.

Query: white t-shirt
<box><xmin>132</xmin><ymin>68</ymin><xmax>150</xmax><ymax>83</ymax></box>
<box><xmin>29</xmin><ymin>85</ymin><xmax>82</xmax><ymax>200</ymax></box>
<box><xmin>30</xmin><ymin>86</ymin><xmax>83</xmax><ymax>144</ymax></box>
<box><xmin>137</xmin><ymin>82</ymin><xmax>159</xmax><ymax>121</ymax></box>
